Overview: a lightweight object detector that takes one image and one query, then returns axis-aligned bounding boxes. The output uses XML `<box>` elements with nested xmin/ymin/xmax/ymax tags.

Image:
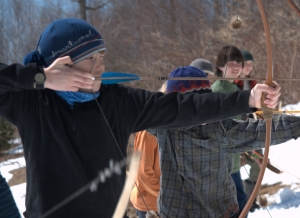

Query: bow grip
<box><xmin>261</xmin><ymin>83</ymin><xmax>274</xmax><ymax>120</ymax></box>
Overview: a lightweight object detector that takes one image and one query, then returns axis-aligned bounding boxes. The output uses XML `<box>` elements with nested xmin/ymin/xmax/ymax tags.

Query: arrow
<box><xmin>92</xmin><ymin>72</ymin><xmax>300</xmax><ymax>84</ymax></box>
<box><xmin>255</xmin><ymin>110</ymin><xmax>300</xmax><ymax>114</ymax></box>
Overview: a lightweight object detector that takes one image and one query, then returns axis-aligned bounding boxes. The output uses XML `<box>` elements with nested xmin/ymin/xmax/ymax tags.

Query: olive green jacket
<box><xmin>212</xmin><ymin>80</ymin><xmax>242</xmax><ymax>173</ymax></box>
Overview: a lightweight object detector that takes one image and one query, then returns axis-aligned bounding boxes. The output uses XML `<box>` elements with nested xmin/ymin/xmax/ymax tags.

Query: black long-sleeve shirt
<box><xmin>0</xmin><ymin>63</ymin><xmax>255</xmax><ymax>218</ymax></box>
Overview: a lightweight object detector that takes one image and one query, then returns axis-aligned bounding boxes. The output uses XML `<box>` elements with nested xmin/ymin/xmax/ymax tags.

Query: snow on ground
<box><xmin>10</xmin><ymin>183</ymin><xmax>26</xmax><ymax>217</ymax></box>
<box><xmin>0</xmin><ymin>157</ymin><xmax>26</xmax><ymax>217</ymax></box>
<box><xmin>0</xmin><ymin>157</ymin><xmax>25</xmax><ymax>181</ymax></box>
<box><xmin>1</xmin><ymin>137</ymin><xmax>300</xmax><ymax>217</ymax></box>
<box><xmin>241</xmin><ymin>137</ymin><xmax>300</xmax><ymax>217</ymax></box>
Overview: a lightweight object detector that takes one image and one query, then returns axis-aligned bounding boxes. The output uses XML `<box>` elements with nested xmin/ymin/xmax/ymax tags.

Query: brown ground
<box><xmin>7</xmin><ymin>167</ymin><xmax>26</xmax><ymax>186</ymax></box>
<box><xmin>0</xmin><ymin>153</ymin><xmax>24</xmax><ymax>163</ymax></box>
<box><xmin>260</xmin><ymin>182</ymin><xmax>291</xmax><ymax>196</ymax></box>
<box><xmin>1</xmin><ymin>153</ymin><xmax>26</xmax><ymax>187</ymax></box>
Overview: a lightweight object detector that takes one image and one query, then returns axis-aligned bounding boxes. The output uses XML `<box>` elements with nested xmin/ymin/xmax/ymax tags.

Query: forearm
<box><xmin>225</xmin><ymin>115</ymin><xmax>300</xmax><ymax>152</ymax></box>
<box><xmin>132</xmin><ymin>88</ymin><xmax>255</xmax><ymax>131</ymax></box>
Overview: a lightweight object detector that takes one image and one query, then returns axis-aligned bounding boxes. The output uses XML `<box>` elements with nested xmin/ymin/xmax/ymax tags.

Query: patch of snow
<box><xmin>0</xmin><ymin>157</ymin><xmax>26</xmax><ymax>217</ymax></box>
<box><xmin>242</xmin><ymin>137</ymin><xmax>300</xmax><ymax>217</ymax></box>
<box><xmin>10</xmin><ymin>183</ymin><xmax>26</xmax><ymax>217</ymax></box>
<box><xmin>5</xmin><ymin>144</ymin><xmax>23</xmax><ymax>154</ymax></box>
<box><xmin>0</xmin><ymin>157</ymin><xmax>25</xmax><ymax>181</ymax></box>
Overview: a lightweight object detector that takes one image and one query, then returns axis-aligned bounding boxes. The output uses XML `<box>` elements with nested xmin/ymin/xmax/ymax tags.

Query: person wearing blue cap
<box><xmin>0</xmin><ymin>18</ymin><xmax>280</xmax><ymax>218</ymax></box>
<box><xmin>148</xmin><ymin>66</ymin><xmax>300</xmax><ymax>218</ymax></box>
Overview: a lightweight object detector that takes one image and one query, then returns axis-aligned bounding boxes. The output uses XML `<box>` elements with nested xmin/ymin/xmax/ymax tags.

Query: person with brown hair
<box><xmin>212</xmin><ymin>45</ymin><xmax>249</xmax><ymax>217</ymax></box>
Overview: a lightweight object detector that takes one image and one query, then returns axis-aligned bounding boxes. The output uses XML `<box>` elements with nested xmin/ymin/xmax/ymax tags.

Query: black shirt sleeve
<box><xmin>112</xmin><ymin>85</ymin><xmax>256</xmax><ymax>132</ymax></box>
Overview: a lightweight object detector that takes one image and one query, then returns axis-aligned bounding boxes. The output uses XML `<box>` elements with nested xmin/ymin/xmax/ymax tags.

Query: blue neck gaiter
<box><xmin>55</xmin><ymin>91</ymin><xmax>100</xmax><ymax>107</ymax></box>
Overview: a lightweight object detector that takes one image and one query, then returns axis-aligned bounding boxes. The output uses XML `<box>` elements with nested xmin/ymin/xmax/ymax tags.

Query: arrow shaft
<box><xmin>94</xmin><ymin>76</ymin><xmax>300</xmax><ymax>81</ymax></box>
<box><xmin>256</xmin><ymin>110</ymin><xmax>300</xmax><ymax>114</ymax></box>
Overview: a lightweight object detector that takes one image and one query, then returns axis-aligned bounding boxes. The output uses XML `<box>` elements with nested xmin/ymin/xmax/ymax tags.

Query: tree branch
<box><xmin>86</xmin><ymin>0</ymin><xmax>111</xmax><ymax>11</ymax></box>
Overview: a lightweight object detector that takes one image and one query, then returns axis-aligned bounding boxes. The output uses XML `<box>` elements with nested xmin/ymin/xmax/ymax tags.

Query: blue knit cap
<box><xmin>166</xmin><ymin>66</ymin><xmax>211</xmax><ymax>95</ymax></box>
<box><xmin>23</xmin><ymin>18</ymin><xmax>105</xmax><ymax>67</ymax></box>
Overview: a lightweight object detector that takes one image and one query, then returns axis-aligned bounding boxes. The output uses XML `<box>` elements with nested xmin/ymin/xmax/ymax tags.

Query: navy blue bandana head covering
<box><xmin>23</xmin><ymin>18</ymin><xmax>105</xmax><ymax>67</ymax></box>
<box><xmin>55</xmin><ymin>91</ymin><xmax>100</xmax><ymax>107</ymax></box>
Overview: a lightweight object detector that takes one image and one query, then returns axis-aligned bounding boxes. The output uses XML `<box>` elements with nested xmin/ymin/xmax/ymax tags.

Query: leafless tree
<box><xmin>0</xmin><ymin>0</ymin><xmax>299</xmax><ymax>105</ymax></box>
<box><xmin>72</xmin><ymin>0</ymin><xmax>111</xmax><ymax>21</ymax></box>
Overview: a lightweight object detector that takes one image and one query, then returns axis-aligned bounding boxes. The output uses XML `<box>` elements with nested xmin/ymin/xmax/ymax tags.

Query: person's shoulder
<box><xmin>211</xmin><ymin>80</ymin><xmax>222</xmax><ymax>91</ymax></box>
<box><xmin>212</xmin><ymin>80</ymin><xmax>221</xmax><ymax>86</ymax></box>
<box><xmin>136</xmin><ymin>130</ymin><xmax>154</xmax><ymax>138</ymax></box>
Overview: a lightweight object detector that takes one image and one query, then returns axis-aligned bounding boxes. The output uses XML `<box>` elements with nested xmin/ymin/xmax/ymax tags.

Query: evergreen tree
<box><xmin>0</xmin><ymin>118</ymin><xmax>16</xmax><ymax>153</ymax></box>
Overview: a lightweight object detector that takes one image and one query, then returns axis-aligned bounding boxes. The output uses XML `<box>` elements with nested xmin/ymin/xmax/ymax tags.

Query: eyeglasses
<box><xmin>226</xmin><ymin>62</ymin><xmax>242</xmax><ymax>68</ymax></box>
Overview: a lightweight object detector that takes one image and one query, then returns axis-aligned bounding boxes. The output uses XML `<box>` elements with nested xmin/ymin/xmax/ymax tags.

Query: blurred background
<box><xmin>1</xmin><ymin>1</ymin><xmax>300</xmax><ymax>217</ymax></box>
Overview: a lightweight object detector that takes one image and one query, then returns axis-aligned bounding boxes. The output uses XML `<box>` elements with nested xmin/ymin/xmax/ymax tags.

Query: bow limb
<box><xmin>286</xmin><ymin>0</ymin><xmax>300</xmax><ymax>17</ymax></box>
<box><xmin>239</xmin><ymin>0</ymin><xmax>274</xmax><ymax>217</ymax></box>
<box><xmin>112</xmin><ymin>152</ymin><xmax>141</xmax><ymax>218</ymax></box>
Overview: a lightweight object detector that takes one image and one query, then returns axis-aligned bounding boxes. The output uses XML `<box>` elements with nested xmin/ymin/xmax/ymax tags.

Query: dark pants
<box><xmin>136</xmin><ymin>209</ymin><xmax>147</xmax><ymax>218</ymax></box>
<box><xmin>231</xmin><ymin>171</ymin><xmax>248</xmax><ymax>217</ymax></box>
<box><xmin>0</xmin><ymin>172</ymin><xmax>21</xmax><ymax>218</ymax></box>
<box><xmin>244</xmin><ymin>179</ymin><xmax>257</xmax><ymax>198</ymax></box>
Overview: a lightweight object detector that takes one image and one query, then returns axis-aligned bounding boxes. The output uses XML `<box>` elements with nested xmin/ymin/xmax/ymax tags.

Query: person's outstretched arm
<box><xmin>221</xmin><ymin>114</ymin><xmax>300</xmax><ymax>153</ymax></box>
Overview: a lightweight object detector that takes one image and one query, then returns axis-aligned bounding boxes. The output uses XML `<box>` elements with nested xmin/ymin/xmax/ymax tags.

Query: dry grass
<box><xmin>0</xmin><ymin>153</ymin><xmax>24</xmax><ymax>163</ymax></box>
<box><xmin>259</xmin><ymin>182</ymin><xmax>291</xmax><ymax>196</ymax></box>
<box><xmin>7</xmin><ymin>167</ymin><xmax>26</xmax><ymax>186</ymax></box>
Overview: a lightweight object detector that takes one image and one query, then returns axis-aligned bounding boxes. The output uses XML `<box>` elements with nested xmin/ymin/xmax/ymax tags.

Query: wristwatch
<box><xmin>34</xmin><ymin>72</ymin><xmax>46</xmax><ymax>89</ymax></box>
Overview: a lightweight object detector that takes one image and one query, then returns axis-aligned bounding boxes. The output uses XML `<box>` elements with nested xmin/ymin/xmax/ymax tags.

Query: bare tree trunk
<box><xmin>78</xmin><ymin>0</ymin><xmax>87</xmax><ymax>21</ymax></box>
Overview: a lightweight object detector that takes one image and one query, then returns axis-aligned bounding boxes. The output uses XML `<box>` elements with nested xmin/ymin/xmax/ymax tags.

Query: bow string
<box><xmin>239</xmin><ymin>0</ymin><xmax>274</xmax><ymax>217</ymax></box>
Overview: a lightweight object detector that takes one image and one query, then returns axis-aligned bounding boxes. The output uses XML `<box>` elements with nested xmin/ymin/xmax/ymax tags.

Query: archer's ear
<box><xmin>218</xmin><ymin>66</ymin><xmax>224</xmax><ymax>72</ymax></box>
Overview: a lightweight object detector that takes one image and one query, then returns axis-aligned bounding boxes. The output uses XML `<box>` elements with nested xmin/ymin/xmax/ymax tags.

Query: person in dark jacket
<box><xmin>0</xmin><ymin>54</ymin><xmax>90</xmax><ymax>218</ymax></box>
<box><xmin>0</xmin><ymin>18</ymin><xmax>280</xmax><ymax>218</ymax></box>
<box><xmin>0</xmin><ymin>172</ymin><xmax>21</xmax><ymax>218</ymax></box>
